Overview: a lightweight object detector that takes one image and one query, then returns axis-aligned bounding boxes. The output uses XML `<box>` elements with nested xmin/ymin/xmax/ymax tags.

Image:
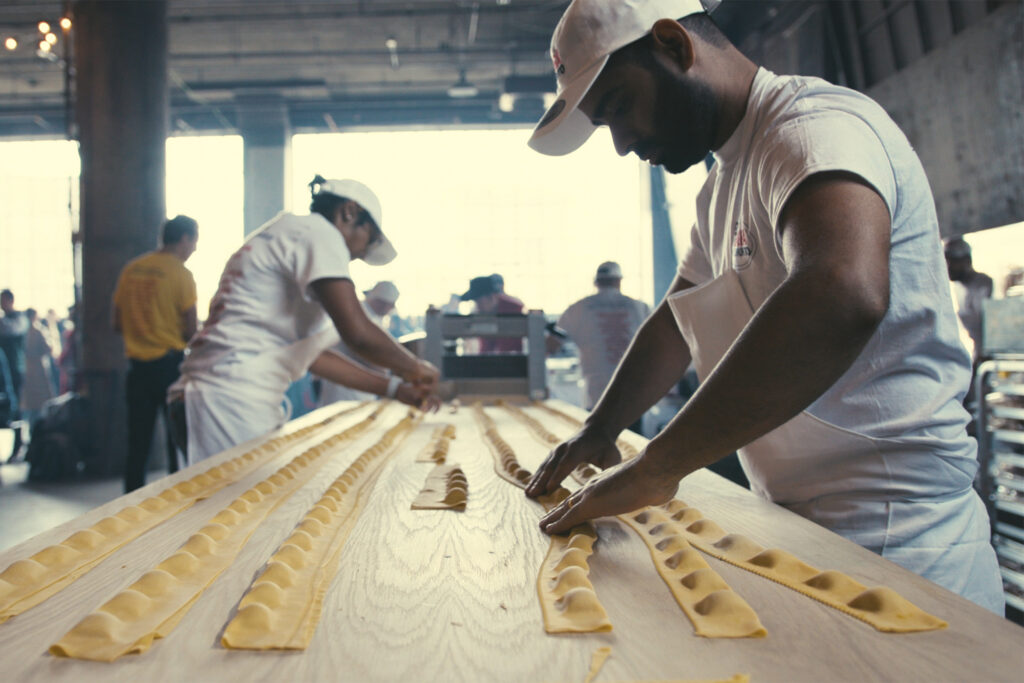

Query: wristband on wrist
<box><xmin>385</xmin><ymin>374</ymin><xmax>402</xmax><ymax>398</ymax></box>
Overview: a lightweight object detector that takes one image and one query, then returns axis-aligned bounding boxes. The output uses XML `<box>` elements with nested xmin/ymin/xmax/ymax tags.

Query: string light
<box><xmin>38</xmin><ymin>40</ymin><xmax>51</xmax><ymax>52</ymax></box>
<box><xmin>4</xmin><ymin>37</ymin><xmax>16</xmax><ymax>51</ymax></box>
<box><xmin>60</xmin><ymin>17</ymin><xmax>72</xmax><ymax>30</ymax></box>
<box><xmin>38</xmin><ymin>21</ymin><xmax>50</xmax><ymax>34</ymax></box>
<box><xmin>45</xmin><ymin>32</ymin><xmax>57</xmax><ymax>45</ymax></box>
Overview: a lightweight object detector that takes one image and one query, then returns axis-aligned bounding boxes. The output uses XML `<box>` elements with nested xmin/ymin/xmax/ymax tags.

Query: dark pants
<box><xmin>124</xmin><ymin>350</ymin><xmax>183</xmax><ymax>493</ymax></box>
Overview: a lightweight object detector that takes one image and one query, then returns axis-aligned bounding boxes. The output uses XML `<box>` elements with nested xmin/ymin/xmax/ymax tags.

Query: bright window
<box><xmin>291</xmin><ymin>129</ymin><xmax>658</xmax><ymax>320</ymax></box>
<box><xmin>166</xmin><ymin>135</ymin><xmax>244</xmax><ymax>317</ymax></box>
<box><xmin>0</xmin><ymin>139</ymin><xmax>79</xmax><ymax>316</ymax></box>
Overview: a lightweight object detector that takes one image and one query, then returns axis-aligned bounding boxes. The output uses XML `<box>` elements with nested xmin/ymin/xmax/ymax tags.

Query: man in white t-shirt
<box><xmin>524</xmin><ymin>0</ymin><xmax>1002</xmax><ymax>613</ymax></box>
<box><xmin>169</xmin><ymin>177</ymin><xmax>439</xmax><ymax>463</ymax></box>
<box><xmin>944</xmin><ymin>237</ymin><xmax>994</xmax><ymax>362</ymax></box>
<box><xmin>318</xmin><ymin>280</ymin><xmax>400</xmax><ymax>405</ymax></box>
<box><xmin>556</xmin><ymin>262</ymin><xmax>650</xmax><ymax>411</ymax></box>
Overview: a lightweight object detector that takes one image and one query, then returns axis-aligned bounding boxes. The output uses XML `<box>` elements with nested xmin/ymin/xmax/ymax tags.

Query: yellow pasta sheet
<box><xmin>0</xmin><ymin>402</ymin><xmax>368</xmax><ymax>625</ymax></box>
<box><xmin>50</xmin><ymin>405</ymin><xmax>388</xmax><ymax>661</ymax></box>
<box><xmin>222</xmin><ymin>414</ymin><xmax>416</xmax><ymax>650</ymax></box>
<box><xmin>474</xmin><ymin>403</ymin><xmax>611</xmax><ymax>634</ymax></box>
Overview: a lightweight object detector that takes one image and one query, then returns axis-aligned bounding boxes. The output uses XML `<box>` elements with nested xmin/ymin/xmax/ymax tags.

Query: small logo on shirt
<box><xmin>551</xmin><ymin>48</ymin><xmax>565</xmax><ymax>76</ymax></box>
<box><xmin>732</xmin><ymin>223</ymin><xmax>757</xmax><ymax>271</ymax></box>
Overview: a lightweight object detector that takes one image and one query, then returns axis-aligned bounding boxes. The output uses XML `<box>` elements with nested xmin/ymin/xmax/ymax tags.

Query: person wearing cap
<box><xmin>460</xmin><ymin>274</ymin><xmax>526</xmax><ymax>354</ymax></box>
<box><xmin>318</xmin><ymin>280</ymin><xmax>401</xmax><ymax>405</ymax></box>
<box><xmin>168</xmin><ymin>177</ymin><xmax>440</xmax><ymax>463</ymax></box>
<box><xmin>554</xmin><ymin>262</ymin><xmax>650</xmax><ymax>414</ymax></box>
<box><xmin>525</xmin><ymin>0</ymin><xmax>1002</xmax><ymax>613</ymax></box>
<box><xmin>944</xmin><ymin>237</ymin><xmax>993</xmax><ymax>362</ymax></box>
<box><xmin>113</xmin><ymin>215</ymin><xmax>199</xmax><ymax>492</ymax></box>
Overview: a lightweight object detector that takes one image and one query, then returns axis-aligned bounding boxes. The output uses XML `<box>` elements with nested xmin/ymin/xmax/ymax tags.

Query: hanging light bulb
<box><xmin>38</xmin><ymin>40</ymin><xmax>51</xmax><ymax>52</ymax></box>
<box><xmin>45</xmin><ymin>32</ymin><xmax>57</xmax><ymax>45</ymax></box>
<box><xmin>4</xmin><ymin>37</ymin><xmax>16</xmax><ymax>51</ymax></box>
<box><xmin>38</xmin><ymin>21</ymin><xmax>50</xmax><ymax>34</ymax></box>
<box><xmin>498</xmin><ymin>93</ymin><xmax>515</xmax><ymax>113</ymax></box>
<box><xmin>447</xmin><ymin>69</ymin><xmax>478</xmax><ymax>98</ymax></box>
<box><xmin>60</xmin><ymin>17</ymin><xmax>72</xmax><ymax>30</ymax></box>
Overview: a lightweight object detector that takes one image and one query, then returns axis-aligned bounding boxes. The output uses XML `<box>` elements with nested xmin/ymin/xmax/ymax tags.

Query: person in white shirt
<box><xmin>169</xmin><ymin>177</ymin><xmax>439</xmax><ymax>463</ymax></box>
<box><xmin>944</xmin><ymin>237</ymin><xmax>993</xmax><ymax>362</ymax></box>
<box><xmin>318</xmin><ymin>280</ymin><xmax>400</xmax><ymax>405</ymax></box>
<box><xmin>524</xmin><ymin>0</ymin><xmax>1002</xmax><ymax>613</ymax></box>
<box><xmin>556</xmin><ymin>262</ymin><xmax>650</xmax><ymax>411</ymax></box>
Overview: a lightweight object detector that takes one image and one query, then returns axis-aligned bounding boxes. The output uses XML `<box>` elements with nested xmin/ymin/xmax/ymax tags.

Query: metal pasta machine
<box><xmin>423</xmin><ymin>308</ymin><xmax>548</xmax><ymax>399</ymax></box>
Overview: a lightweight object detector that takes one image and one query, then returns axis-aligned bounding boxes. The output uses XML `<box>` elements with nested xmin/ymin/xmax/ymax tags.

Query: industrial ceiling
<box><xmin>0</xmin><ymin>0</ymin><xmax>783</xmax><ymax>138</ymax></box>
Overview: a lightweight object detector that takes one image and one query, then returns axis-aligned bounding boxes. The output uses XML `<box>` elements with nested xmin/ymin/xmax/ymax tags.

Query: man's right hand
<box><xmin>525</xmin><ymin>426</ymin><xmax>623</xmax><ymax>499</ymax></box>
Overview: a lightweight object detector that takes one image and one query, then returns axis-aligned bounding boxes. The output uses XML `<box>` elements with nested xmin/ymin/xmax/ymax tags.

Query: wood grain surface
<box><xmin>0</xmin><ymin>399</ymin><xmax>1020</xmax><ymax>682</ymax></box>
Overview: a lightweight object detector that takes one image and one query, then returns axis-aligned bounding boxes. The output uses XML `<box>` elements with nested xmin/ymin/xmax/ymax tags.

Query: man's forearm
<box><xmin>587</xmin><ymin>303</ymin><xmax>692</xmax><ymax>438</ymax></box>
<box><xmin>310</xmin><ymin>350</ymin><xmax>389</xmax><ymax>396</ymax></box>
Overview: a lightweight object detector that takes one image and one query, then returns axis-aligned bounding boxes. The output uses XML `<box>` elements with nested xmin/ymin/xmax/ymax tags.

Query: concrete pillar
<box><xmin>74</xmin><ymin>0</ymin><xmax>168</xmax><ymax>475</ymax></box>
<box><xmin>236</xmin><ymin>94</ymin><xmax>291</xmax><ymax>234</ymax></box>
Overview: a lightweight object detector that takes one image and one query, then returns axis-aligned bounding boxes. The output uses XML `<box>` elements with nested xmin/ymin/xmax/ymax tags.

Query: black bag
<box><xmin>26</xmin><ymin>393</ymin><xmax>92</xmax><ymax>481</ymax></box>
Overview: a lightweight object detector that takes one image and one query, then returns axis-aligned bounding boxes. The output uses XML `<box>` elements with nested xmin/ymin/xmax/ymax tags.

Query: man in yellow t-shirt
<box><xmin>113</xmin><ymin>215</ymin><xmax>199</xmax><ymax>492</ymax></box>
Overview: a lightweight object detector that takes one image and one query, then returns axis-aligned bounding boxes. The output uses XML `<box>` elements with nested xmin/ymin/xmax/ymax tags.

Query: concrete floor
<box><xmin>0</xmin><ymin>426</ymin><xmax>172</xmax><ymax>553</ymax></box>
<box><xmin>0</xmin><ymin>460</ymin><xmax>146</xmax><ymax>553</ymax></box>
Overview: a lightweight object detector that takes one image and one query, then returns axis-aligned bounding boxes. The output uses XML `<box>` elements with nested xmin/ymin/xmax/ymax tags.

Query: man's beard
<box><xmin>651</xmin><ymin>64</ymin><xmax>719</xmax><ymax>174</ymax></box>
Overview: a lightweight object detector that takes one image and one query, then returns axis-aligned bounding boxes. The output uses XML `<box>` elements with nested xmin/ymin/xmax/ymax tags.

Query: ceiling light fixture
<box><xmin>384</xmin><ymin>36</ymin><xmax>399</xmax><ymax>70</ymax></box>
<box><xmin>447</xmin><ymin>69</ymin><xmax>478</xmax><ymax>98</ymax></box>
<box><xmin>498</xmin><ymin>92</ymin><xmax>515</xmax><ymax>113</ymax></box>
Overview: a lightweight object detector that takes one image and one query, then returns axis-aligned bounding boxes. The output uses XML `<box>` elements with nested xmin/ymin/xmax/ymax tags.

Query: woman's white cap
<box><xmin>528</xmin><ymin>0</ymin><xmax>721</xmax><ymax>156</ymax></box>
<box><xmin>314</xmin><ymin>178</ymin><xmax>397</xmax><ymax>266</ymax></box>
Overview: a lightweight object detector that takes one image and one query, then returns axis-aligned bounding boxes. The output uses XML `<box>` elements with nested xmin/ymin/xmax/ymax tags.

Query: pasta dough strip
<box><xmin>410</xmin><ymin>464</ymin><xmax>468</xmax><ymax>511</ymax></box>
<box><xmin>49</xmin><ymin>405</ymin><xmax>391</xmax><ymax>661</ymax></box>
<box><xmin>473</xmin><ymin>403</ymin><xmax>612</xmax><ymax>634</ymax></box>
<box><xmin>552</xmin><ymin>412</ymin><xmax>944</xmax><ymax>634</ymax></box>
<box><xmin>618</xmin><ymin>508</ymin><xmax>766</xmax><ymax>638</ymax></box>
<box><xmin>0</xmin><ymin>402</ymin><xmax>370</xmax><ymax>625</ymax></box>
<box><xmin>648</xmin><ymin>500</ymin><xmax>947</xmax><ymax>633</ymax></box>
<box><xmin>222</xmin><ymin>414</ymin><xmax>417</xmax><ymax>650</ymax></box>
<box><xmin>414</xmin><ymin>423</ymin><xmax>456</xmax><ymax>463</ymax></box>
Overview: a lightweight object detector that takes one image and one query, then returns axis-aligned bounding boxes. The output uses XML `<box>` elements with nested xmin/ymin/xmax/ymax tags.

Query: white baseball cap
<box><xmin>313</xmin><ymin>177</ymin><xmax>397</xmax><ymax>266</ymax></box>
<box><xmin>528</xmin><ymin>0</ymin><xmax>721</xmax><ymax>156</ymax></box>
<box><xmin>364</xmin><ymin>280</ymin><xmax>400</xmax><ymax>305</ymax></box>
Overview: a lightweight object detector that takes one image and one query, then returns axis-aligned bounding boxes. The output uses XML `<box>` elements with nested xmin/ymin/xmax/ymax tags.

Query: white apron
<box><xmin>181</xmin><ymin>326</ymin><xmax>339</xmax><ymax>463</ymax></box>
<box><xmin>667</xmin><ymin>270</ymin><xmax>1004</xmax><ymax>613</ymax></box>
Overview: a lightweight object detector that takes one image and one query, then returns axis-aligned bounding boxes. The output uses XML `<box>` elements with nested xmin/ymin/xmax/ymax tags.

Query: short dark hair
<box><xmin>162</xmin><ymin>215</ymin><xmax>198</xmax><ymax>245</ymax></box>
<box><xmin>679</xmin><ymin>12</ymin><xmax>728</xmax><ymax>48</ymax></box>
<box><xmin>615</xmin><ymin>12</ymin><xmax>728</xmax><ymax>65</ymax></box>
<box><xmin>0</xmin><ymin>289</ymin><xmax>12</xmax><ymax>300</ymax></box>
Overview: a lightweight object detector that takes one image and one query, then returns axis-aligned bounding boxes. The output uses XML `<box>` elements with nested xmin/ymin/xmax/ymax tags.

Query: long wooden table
<box><xmin>0</xmin><ymin>399</ymin><xmax>1020</xmax><ymax>682</ymax></box>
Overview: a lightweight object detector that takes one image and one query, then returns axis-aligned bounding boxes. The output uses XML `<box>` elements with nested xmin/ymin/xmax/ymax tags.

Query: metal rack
<box><xmin>423</xmin><ymin>308</ymin><xmax>547</xmax><ymax>399</ymax></box>
<box><xmin>975</xmin><ymin>297</ymin><xmax>1024</xmax><ymax>624</ymax></box>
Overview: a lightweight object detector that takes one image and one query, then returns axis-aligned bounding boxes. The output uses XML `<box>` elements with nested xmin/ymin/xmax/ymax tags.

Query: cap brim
<box><xmin>362</xmin><ymin>234</ymin><xmax>397</xmax><ymax>266</ymax></box>
<box><xmin>528</xmin><ymin>55</ymin><xmax>609</xmax><ymax>156</ymax></box>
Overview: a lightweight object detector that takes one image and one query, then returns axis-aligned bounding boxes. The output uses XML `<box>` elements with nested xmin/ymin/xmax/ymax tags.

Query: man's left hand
<box><xmin>538</xmin><ymin>452</ymin><xmax>678</xmax><ymax>535</ymax></box>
